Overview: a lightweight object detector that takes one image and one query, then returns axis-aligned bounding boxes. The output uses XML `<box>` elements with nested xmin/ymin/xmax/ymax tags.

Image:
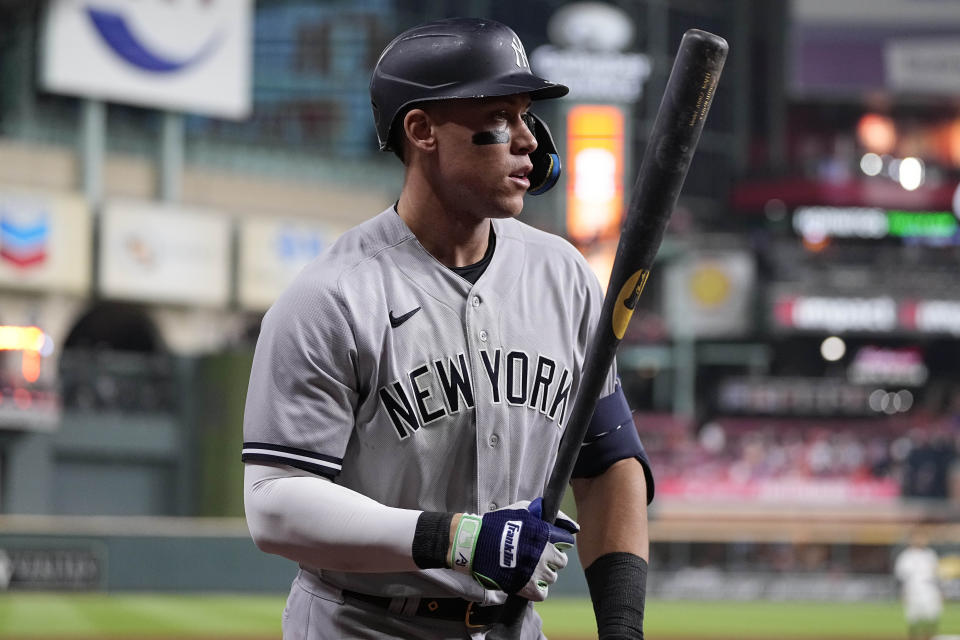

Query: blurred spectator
<box><xmin>637</xmin><ymin>413</ymin><xmax>958</xmax><ymax>501</ymax></box>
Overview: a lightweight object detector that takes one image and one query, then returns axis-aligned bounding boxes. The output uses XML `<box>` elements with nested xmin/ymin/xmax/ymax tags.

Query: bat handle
<box><xmin>487</xmin><ymin>596</ymin><xmax>529</xmax><ymax>639</ymax></box>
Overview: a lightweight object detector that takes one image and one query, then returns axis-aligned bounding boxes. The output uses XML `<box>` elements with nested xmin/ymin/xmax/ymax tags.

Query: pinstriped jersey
<box><xmin>242</xmin><ymin>207</ymin><xmax>615</xmax><ymax>601</ymax></box>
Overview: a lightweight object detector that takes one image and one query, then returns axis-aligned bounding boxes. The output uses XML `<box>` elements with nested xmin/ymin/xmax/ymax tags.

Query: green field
<box><xmin>0</xmin><ymin>594</ymin><xmax>956</xmax><ymax>638</ymax></box>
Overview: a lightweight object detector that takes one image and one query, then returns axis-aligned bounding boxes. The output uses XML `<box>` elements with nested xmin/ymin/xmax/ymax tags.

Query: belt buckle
<box><xmin>464</xmin><ymin>601</ymin><xmax>484</xmax><ymax>629</ymax></box>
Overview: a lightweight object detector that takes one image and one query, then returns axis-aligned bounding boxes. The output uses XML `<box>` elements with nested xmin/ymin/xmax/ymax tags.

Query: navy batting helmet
<box><xmin>370</xmin><ymin>18</ymin><xmax>568</xmax><ymax>193</ymax></box>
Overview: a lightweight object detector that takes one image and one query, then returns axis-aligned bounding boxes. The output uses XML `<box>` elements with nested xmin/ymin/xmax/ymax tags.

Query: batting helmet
<box><xmin>370</xmin><ymin>17</ymin><xmax>569</xmax><ymax>151</ymax></box>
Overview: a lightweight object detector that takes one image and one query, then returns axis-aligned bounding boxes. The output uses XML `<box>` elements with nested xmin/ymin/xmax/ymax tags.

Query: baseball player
<box><xmin>894</xmin><ymin>529</ymin><xmax>943</xmax><ymax>640</ymax></box>
<box><xmin>242</xmin><ymin>17</ymin><xmax>654</xmax><ymax>640</ymax></box>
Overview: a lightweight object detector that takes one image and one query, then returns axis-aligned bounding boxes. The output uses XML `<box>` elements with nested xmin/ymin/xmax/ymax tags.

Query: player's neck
<box><xmin>396</xmin><ymin>190</ymin><xmax>491</xmax><ymax>268</ymax></box>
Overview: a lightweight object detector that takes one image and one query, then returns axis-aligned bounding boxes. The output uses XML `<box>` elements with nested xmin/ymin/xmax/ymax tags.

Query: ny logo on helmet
<box><xmin>511</xmin><ymin>36</ymin><xmax>529</xmax><ymax>69</ymax></box>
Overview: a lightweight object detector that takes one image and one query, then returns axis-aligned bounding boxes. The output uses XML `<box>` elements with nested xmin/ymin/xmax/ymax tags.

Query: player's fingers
<box><xmin>521</xmin><ymin>551</ymin><xmax>566</xmax><ymax>601</ymax></box>
<box><xmin>547</xmin><ymin>522</ymin><xmax>576</xmax><ymax>548</ymax></box>
<box><xmin>520</xmin><ymin>566</ymin><xmax>554</xmax><ymax>601</ymax></box>
<box><xmin>519</xmin><ymin>580</ymin><xmax>549</xmax><ymax>602</ymax></box>
<box><xmin>543</xmin><ymin>543</ymin><xmax>569</xmax><ymax>571</ymax></box>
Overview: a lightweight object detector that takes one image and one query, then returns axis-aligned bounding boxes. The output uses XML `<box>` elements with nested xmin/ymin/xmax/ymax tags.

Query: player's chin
<box><xmin>489</xmin><ymin>193</ymin><xmax>526</xmax><ymax>218</ymax></box>
<box><xmin>491</xmin><ymin>182</ymin><xmax>528</xmax><ymax>217</ymax></box>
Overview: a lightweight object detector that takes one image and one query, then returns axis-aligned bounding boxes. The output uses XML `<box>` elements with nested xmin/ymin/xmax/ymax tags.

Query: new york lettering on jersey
<box><xmin>377</xmin><ymin>348</ymin><xmax>573</xmax><ymax>439</ymax></box>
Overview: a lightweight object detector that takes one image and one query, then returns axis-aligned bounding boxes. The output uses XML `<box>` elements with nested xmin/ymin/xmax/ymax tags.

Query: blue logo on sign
<box><xmin>0</xmin><ymin>206</ymin><xmax>50</xmax><ymax>268</ymax></box>
<box><xmin>84</xmin><ymin>4</ymin><xmax>223</xmax><ymax>73</ymax></box>
<box><xmin>277</xmin><ymin>229</ymin><xmax>324</xmax><ymax>264</ymax></box>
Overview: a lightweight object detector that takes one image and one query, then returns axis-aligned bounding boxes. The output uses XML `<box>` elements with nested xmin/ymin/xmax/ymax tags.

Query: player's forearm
<box><xmin>244</xmin><ymin>462</ymin><xmax>421</xmax><ymax>572</ymax></box>
<box><xmin>573</xmin><ymin>458</ymin><xmax>650</xmax><ymax>639</ymax></box>
<box><xmin>571</xmin><ymin>457</ymin><xmax>649</xmax><ymax>567</ymax></box>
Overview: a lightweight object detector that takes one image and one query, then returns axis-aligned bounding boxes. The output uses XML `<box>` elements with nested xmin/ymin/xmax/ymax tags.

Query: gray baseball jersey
<box><xmin>242</xmin><ymin>206</ymin><xmax>616</xmax><ymax>602</ymax></box>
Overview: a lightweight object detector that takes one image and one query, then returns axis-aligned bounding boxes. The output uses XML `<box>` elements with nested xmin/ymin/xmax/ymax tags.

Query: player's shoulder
<box><xmin>320</xmin><ymin>206</ymin><xmax>410</xmax><ymax>266</ymax></box>
<box><xmin>495</xmin><ymin>217</ymin><xmax>593</xmax><ymax>274</ymax></box>
<box><xmin>294</xmin><ymin>207</ymin><xmax>407</xmax><ymax>278</ymax></box>
<box><xmin>269</xmin><ymin>207</ymin><xmax>409</xmax><ymax>311</ymax></box>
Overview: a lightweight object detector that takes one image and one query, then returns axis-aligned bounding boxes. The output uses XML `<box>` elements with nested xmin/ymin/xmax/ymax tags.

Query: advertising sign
<box><xmin>532</xmin><ymin>47</ymin><xmax>651</xmax><ymax>103</ymax></box>
<box><xmin>534</xmin><ymin>1</ymin><xmax>650</xmax><ymax>103</ymax></box>
<box><xmin>717</xmin><ymin>377</ymin><xmax>915</xmax><ymax>417</ymax></box>
<box><xmin>0</xmin><ymin>189</ymin><xmax>92</xmax><ymax>295</ymax></box>
<box><xmin>41</xmin><ymin>0</ymin><xmax>252</xmax><ymax>118</ymax></box>
<box><xmin>663</xmin><ymin>250</ymin><xmax>755</xmax><ymax>337</ymax></box>
<box><xmin>773</xmin><ymin>293</ymin><xmax>960</xmax><ymax>336</ymax></box>
<box><xmin>238</xmin><ymin>217</ymin><xmax>336</xmax><ymax>310</ymax></box>
<box><xmin>773</xmin><ymin>295</ymin><xmax>899</xmax><ymax>333</ymax></box>
<box><xmin>0</xmin><ymin>544</ymin><xmax>104</xmax><ymax>590</ymax></box>
<box><xmin>790</xmin><ymin>0</ymin><xmax>960</xmax><ymax>97</ymax></box>
<box><xmin>566</xmin><ymin>105</ymin><xmax>626</xmax><ymax>243</ymax></box>
<box><xmin>99</xmin><ymin>200</ymin><xmax>231</xmax><ymax>307</ymax></box>
<box><xmin>886</xmin><ymin>37</ymin><xmax>960</xmax><ymax>95</ymax></box>
<box><xmin>792</xmin><ymin>206</ymin><xmax>960</xmax><ymax>245</ymax></box>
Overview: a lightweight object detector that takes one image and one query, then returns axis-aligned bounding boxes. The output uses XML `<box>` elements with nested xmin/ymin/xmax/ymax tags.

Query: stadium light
<box><xmin>859</xmin><ymin>153</ymin><xmax>882</xmax><ymax>176</ymax></box>
<box><xmin>0</xmin><ymin>325</ymin><xmax>51</xmax><ymax>384</ymax></box>
<box><xmin>0</xmin><ymin>326</ymin><xmax>46</xmax><ymax>352</ymax></box>
<box><xmin>820</xmin><ymin>336</ymin><xmax>846</xmax><ymax>361</ymax></box>
<box><xmin>898</xmin><ymin>157</ymin><xmax>924</xmax><ymax>191</ymax></box>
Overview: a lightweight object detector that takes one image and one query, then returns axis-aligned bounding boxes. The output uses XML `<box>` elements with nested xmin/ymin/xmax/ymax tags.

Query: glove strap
<box><xmin>449</xmin><ymin>514</ymin><xmax>482</xmax><ymax>574</ymax></box>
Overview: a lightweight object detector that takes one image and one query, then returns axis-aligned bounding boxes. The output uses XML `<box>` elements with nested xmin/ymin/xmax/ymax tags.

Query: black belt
<box><xmin>342</xmin><ymin>589</ymin><xmax>505</xmax><ymax>628</ymax></box>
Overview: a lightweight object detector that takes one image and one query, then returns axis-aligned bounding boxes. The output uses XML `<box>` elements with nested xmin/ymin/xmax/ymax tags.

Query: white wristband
<box><xmin>449</xmin><ymin>514</ymin><xmax>482</xmax><ymax>574</ymax></box>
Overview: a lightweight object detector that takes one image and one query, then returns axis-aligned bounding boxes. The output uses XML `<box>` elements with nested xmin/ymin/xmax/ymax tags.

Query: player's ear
<box><xmin>403</xmin><ymin>108</ymin><xmax>437</xmax><ymax>155</ymax></box>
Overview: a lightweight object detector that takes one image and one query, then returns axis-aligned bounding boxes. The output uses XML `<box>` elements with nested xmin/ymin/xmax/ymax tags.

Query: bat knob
<box><xmin>681</xmin><ymin>29</ymin><xmax>729</xmax><ymax>59</ymax></box>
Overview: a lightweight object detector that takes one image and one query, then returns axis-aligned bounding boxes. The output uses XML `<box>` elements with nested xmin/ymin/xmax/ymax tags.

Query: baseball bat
<box><xmin>493</xmin><ymin>28</ymin><xmax>728</xmax><ymax>638</ymax></box>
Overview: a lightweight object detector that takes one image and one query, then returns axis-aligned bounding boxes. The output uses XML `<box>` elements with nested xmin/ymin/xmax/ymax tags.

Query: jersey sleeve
<box><xmin>241</xmin><ymin>276</ymin><xmax>358</xmax><ymax>479</ymax></box>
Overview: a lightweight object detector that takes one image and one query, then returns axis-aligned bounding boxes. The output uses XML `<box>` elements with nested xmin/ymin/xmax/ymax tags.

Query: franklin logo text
<box><xmin>500</xmin><ymin>520</ymin><xmax>522</xmax><ymax>568</ymax></box>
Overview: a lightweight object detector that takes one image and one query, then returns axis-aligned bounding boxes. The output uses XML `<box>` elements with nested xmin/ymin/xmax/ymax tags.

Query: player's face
<box><xmin>426</xmin><ymin>95</ymin><xmax>537</xmax><ymax>220</ymax></box>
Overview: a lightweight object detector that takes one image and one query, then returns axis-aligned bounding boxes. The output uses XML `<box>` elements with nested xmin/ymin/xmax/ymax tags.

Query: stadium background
<box><xmin>1</xmin><ymin>0</ymin><xmax>960</xmax><ymax>637</ymax></box>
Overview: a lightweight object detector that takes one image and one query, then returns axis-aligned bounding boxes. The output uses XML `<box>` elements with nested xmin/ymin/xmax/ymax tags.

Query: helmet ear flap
<box><xmin>526</xmin><ymin>112</ymin><xmax>561</xmax><ymax>196</ymax></box>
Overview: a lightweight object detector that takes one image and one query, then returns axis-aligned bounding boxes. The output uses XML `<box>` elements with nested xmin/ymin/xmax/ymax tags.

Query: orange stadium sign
<box><xmin>566</xmin><ymin>104</ymin><xmax>626</xmax><ymax>243</ymax></box>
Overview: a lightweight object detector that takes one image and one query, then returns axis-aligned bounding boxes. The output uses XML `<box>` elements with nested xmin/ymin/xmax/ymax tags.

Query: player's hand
<box><xmin>449</xmin><ymin>497</ymin><xmax>578</xmax><ymax>601</ymax></box>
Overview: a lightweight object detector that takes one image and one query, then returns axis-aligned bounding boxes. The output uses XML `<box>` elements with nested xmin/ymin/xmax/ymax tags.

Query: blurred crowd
<box><xmin>641</xmin><ymin>413</ymin><xmax>960</xmax><ymax>501</ymax></box>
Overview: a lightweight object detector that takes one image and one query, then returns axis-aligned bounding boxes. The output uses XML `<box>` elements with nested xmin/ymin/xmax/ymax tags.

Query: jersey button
<box><xmin>489</xmin><ymin>434</ymin><xmax>499</xmax><ymax>447</ymax></box>
<box><xmin>479</xmin><ymin>329</ymin><xmax>488</xmax><ymax>342</ymax></box>
<box><xmin>471</xmin><ymin>296</ymin><xmax>481</xmax><ymax>308</ymax></box>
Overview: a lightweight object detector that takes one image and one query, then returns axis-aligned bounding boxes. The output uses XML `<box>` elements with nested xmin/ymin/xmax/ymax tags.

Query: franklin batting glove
<box><xmin>449</xmin><ymin>497</ymin><xmax>578</xmax><ymax>601</ymax></box>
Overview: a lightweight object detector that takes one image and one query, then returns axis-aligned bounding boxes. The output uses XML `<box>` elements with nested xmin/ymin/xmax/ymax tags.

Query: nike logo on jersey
<box><xmin>389</xmin><ymin>306</ymin><xmax>421</xmax><ymax>328</ymax></box>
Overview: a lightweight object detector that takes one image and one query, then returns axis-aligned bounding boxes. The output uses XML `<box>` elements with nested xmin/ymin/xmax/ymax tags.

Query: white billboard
<box><xmin>0</xmin><ymin>188</ymin><xmax>92</xmax><ymax>295</ymax></box>
<box><xmin>41</xmin><ymin>0</ymin><xmax>252</xmax><ymax>119</ymax></box>
<box><xmin>664</xmin><ymin>250</ymin><xmax>756</xmax><ymax>337</ymax></box>
<box><xmin>99</xmin><ymin>200</ymin><xmax>231</xmax><ymax>307</ymax></box>
<box><xmin>238</xmin><ymin>217</ymin><xmax>338</xmax><ymax>311</ymax></box>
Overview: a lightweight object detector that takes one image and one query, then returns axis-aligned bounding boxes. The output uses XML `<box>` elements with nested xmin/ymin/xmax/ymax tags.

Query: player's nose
<box><xmin>513</xmin><ymin>118</ymin><xmax>537</xmax><ymax>155</ymax></box>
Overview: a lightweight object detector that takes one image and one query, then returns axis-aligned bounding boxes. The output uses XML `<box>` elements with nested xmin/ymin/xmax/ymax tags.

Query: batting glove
<box><xmin>449</xmin><ymin>497</ymin><xmax>579</xmax><ymax>601</ymax></box>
